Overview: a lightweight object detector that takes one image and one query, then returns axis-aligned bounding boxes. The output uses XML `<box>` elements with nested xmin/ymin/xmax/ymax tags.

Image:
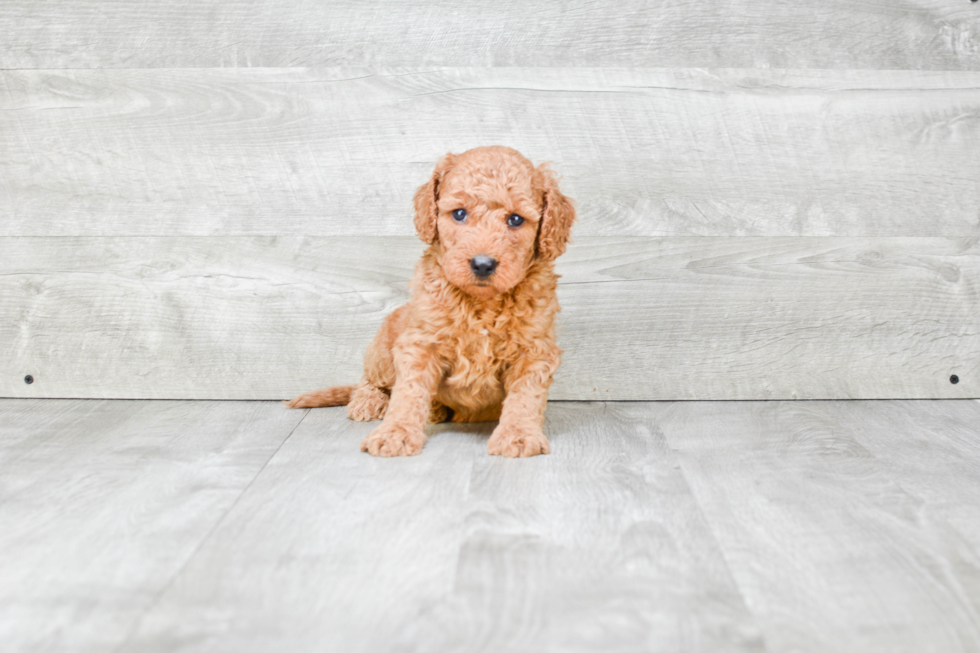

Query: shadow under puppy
<box><xmin>286</xmin><ymin>146</ymin><xmax>575</xmax><ymax>457</ymax></box>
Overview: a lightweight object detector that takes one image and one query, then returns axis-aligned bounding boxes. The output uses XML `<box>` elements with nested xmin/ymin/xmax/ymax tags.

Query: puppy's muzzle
<box><xmin>469</xmin><ymin>255</ymin><xmax>498</xmax><ymax>279</ymax></box>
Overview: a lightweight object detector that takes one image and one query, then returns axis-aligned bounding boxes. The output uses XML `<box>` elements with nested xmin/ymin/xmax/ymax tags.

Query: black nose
<box><xmin>470</xmin><ymin>255</ymin><xmax>498</xmax><ymax>278</ymax></box>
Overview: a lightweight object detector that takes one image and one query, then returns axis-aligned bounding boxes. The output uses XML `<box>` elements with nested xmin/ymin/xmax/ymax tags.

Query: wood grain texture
<box><xmin>118</xmin><ymin>407</ymin><xmax>481</xmax><ymax>653</ymax></box>
<box><xmin>1</xmin><ymin>236</ymin><xmax>977</xmax><ymax>401</ymax></box>
<box><xmin>838</xmin><ymin>400</ymin><xmax>980</xmax><ymax>548</ymax></box>
<box><xmin>120</xmin><ymin>402</ymin><xmax>765</xmax><ymax>653</ymax></box>
<box><xmin>2</xmin><ymin>0</ymin><xmax>979</xmax><ymax>70</ymax></box>
<box><xmin>0</xmin><ymin>399</ymin><xmax>305</xmax><ymax>653</ymax></box>
<box><xmin>3</xmin><ymin>68</ymin><xmax>980</xmax><ymax>238</ymax></box>
<box><xmin>5</xmin><ymin>399</ymin><xmax>976</xmax><ymax>652</ymax></box>
<box><xmin>403</xmin><ymin>403</ymin><xmax>764</xmax><ymax>653</ymax></box>
<box><xmin>660</xmin><ymin>400</ymin><xmax>980</xmax><ymax>653</ymax></box>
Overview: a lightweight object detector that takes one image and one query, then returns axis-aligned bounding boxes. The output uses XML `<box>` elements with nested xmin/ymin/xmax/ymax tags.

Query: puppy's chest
<box><xmin>447</xmin><ymin>317</ymin><xmax>511</xmax><ymax>372</ymax></box>
<box><xmin>440</xmin><ymin>309</ymin><xmax>527</xmax><ymax>384</ymax></box>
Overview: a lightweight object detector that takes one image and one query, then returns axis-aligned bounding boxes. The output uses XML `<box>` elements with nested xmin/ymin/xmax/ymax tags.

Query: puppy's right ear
<box><xmin>413</xmin><ymin>153</ymin><xmax>456</xmax><ymax>244</ymax></box>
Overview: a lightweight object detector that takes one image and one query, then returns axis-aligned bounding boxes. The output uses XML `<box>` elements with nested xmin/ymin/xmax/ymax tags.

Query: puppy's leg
<box><xmin>361</xmin><ymin>340</ymin><xmax>442</xmax><ymax>457</ymax></box>
<box><xmin>346</xmin><ymin>305</ymin><xmax>407</xmax><ymax>421</ymax></box>
<box><xmin>488</xmin><ymin>348</ymin><xmax>560</xmax><ymax>457</ymax></box>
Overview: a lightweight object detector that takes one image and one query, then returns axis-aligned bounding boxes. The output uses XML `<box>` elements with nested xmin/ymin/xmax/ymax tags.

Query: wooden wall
<box><xmin>2</xmin><ymin>2</ymin><xmax>978</xmax><ymax>400</ymax></box>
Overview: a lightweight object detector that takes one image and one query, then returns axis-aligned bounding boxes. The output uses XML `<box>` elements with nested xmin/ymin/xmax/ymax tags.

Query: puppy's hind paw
<box><xmin>347</xmin><ymin>385</ymin><xmax>389</xmax><ymax>422</ymax></box>
<box><xmin>488</xmin><ymin>424</ymin><xmax>550</xmax><ymax>458</ymax></box>
<box><xmin>428</xmin><ymin>403</ymin><xmax>451</xmax><ymax>424</ymax></box>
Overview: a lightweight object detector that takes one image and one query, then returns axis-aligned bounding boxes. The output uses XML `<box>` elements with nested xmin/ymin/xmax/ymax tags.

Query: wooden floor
<box><xmin>2</xmin><ymin>399</ymin><xmax>980</xmax><ymax>652</ymax></box>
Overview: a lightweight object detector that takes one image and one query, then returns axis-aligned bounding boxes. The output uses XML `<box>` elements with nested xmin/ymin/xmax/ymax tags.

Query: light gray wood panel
<box><xmin>0</xmin><ymin>236</ymin><xmax>424</xmax><ymax>401</ymax></box>
<box><xmin>836</xmin><ymin>400</ymin><xmax>980</xmax><ymax>548</ymax></box>
<box><xmin>0</xmin><ymin>399</ymin><xmax>305</xmax><ymax>653</ymax></box>
<box><xmin>2</xmin><ymin>1</ymin><xmax>979</xmax><ymax>70</ymax></box>
<box><xmin>403</xmin><ymin>403</ymin><xmax>764</xmax><ymax>653</ymax></box>
<box><xmin>3</xmin><ymin>67</ymin><xmax>980</xmax><ymax>237</ymax></box>
<box><xmin>660</xmin><ymin>401</ymin><xmax>980</xmax><ymax>653</ymax></box>
<box><xmin>560</xmin><ymin>236</ymin><xmax>980</xmax><ymax>400</ymax></box>
<box><xmin>120</xmin><ymin>403</ymin><xmax>764</xmax><ymax>653</ymax></box>
<box><xmin>118</xmin><ymin>406</ymin><xmax>479</xmax><ymax>653</ymax></box>
<box><xmin>2</xmin><ymin>236</ymin><xmax>977</xmax><ymax>401</ymax></box>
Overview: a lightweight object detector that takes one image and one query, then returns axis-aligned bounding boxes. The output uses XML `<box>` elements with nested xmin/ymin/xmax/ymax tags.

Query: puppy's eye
<box><xmin>452</xmin><ymin>208</ymin><xmax>467</xmax><ymax>222</ymax></box>
<box><xmin>507</xmin><ymin>213</ymin><xmax>525</xmax><ymax>228</ymax></box>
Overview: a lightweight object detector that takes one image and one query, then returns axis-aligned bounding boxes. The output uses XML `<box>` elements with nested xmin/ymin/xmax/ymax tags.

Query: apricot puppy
<box><xmin>285</xmin><ymin>146</ymin><xmax>575</xmax><ymax>457</ymax></box>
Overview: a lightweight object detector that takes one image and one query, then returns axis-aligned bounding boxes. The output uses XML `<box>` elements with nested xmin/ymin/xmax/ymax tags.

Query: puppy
<box><xmin>286</xmin><ymin>146</ymin><xmax>575</xmax><ymax>457</ymax></box>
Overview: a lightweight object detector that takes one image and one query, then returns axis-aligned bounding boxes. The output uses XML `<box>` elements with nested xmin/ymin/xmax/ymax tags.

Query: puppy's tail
<box><xmin>282</xmin><ymin>384</ymin><xmax>356</xmax><ymax>408</ymax></box>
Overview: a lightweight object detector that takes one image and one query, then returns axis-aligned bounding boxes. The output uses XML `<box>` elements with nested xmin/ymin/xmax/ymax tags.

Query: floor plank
<box><xmin>3</xmin><ymin>68</ymin><xmax>979</xmax><ymax>238</ymax></box>
<box><xmin>660</xmin><ymin>401</ymin><xmax>980</xmax><ymax>653</ymax></box>
<box><xmin>0</xmin><ymin>399</ymin><xmax>304</xmax><ymax>653</ymax></box>
<box><xmin>3</xmin><ymin>399</ymin><xmax>980</xmax><ymax>651</ymax></box>
<box><xmin>2</xmin><ymin>236</ymin><xmax>976</xmax><ymax>401</ymax></box>
<box><xmin>120</xmin><ymin>403</ymin><xmax>764</xmax><ymax>653</ymax></box>
<box><xmin>836</xmin><ymin>400</ymin><xmax>980</xmax><ymax>549</ymax></box>
<box><xmin>403</xmin><ymin>403</ymin><xmax>765</xmax><ymax>653</ymax></box>
<box><xmin>1</xmin><ymin>0</ymin><xmax>977</xmax><ymax>70</ymax></box>
<box><xmin>117</xmin><ymin>406</ymin><xmax>480</xmax><ymax>653</ymax></box>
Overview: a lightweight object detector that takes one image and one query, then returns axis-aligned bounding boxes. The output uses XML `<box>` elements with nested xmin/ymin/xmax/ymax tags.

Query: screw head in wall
<box><xmin>950</xmin><ymin>375</ymin><xmax>960</xmax><ymax>384</ymax></box>
<box><xmin>24</xmin><ymin>375</ymin><xmax>34</xmax><ymax>384</ymax></box>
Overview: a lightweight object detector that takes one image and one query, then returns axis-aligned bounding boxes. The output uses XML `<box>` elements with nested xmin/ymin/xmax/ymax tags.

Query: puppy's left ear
<box><xmin>413</xmin><ymin>153</ymin><xmax>456</xmax><ymax>244</ymax></box>
<box><xmin>535</xmin><ymin>164</ymin><xmax>576</xmax><ymax>261</ymax></box>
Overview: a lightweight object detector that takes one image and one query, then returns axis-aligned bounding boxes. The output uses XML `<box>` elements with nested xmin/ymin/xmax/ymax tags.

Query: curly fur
<box><xmin>285</xmin><ymin>146</ymin><xmax>575</xmax><ymax>457</ymax></box>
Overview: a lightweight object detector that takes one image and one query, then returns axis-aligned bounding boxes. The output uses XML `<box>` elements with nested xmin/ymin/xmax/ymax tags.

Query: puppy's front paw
<box><xmin>488</xmin><ymin>424</ymin><xmax>550</xmax><ymax>458</ymax></box>
<box><xmin>361</xmin><ymin>423</ymin><xmax>427</xmax><ymax>457</ymax></box>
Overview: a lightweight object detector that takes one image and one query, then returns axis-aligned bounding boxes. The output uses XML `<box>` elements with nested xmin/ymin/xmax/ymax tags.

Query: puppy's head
<box><xmin>413</xmin><ymin>146</ymin><xmax>575</xmax><ymax>298</ymax></box>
